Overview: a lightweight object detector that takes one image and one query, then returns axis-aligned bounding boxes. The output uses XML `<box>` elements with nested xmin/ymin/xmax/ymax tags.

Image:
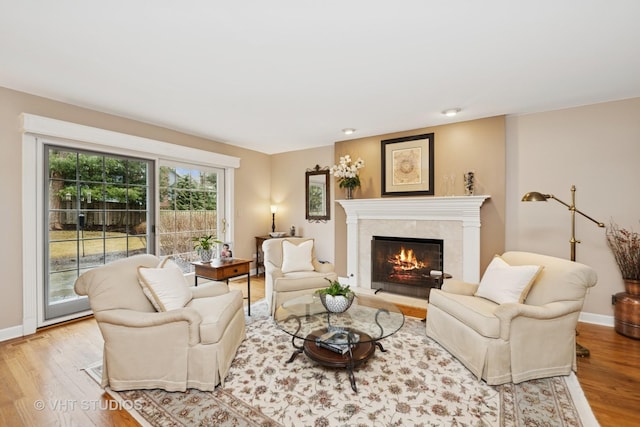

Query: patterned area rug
<box><xmin>86</xmin><ymin>301</ymin><xmax>598</xmax><ymax>426</ymax></box>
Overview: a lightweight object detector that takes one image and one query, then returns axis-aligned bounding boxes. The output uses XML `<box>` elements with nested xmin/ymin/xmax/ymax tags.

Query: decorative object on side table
<box><xmin>606</xmin><ymin>221</ymin><xmax>640</xmax><ymax>339</ymax></box>
<box><xmin>220</xmin><ymin>242</ymin><xmax>233</xmax><ymax>260</ymax></box>
<box><xmin>316</xmin><ymin>278</ymin><xmax>355</xmax><ymax>313</ymax></box>
<box><xmin>330</xmin><ymin>154</ymin><xmax>365</xmax><ymax>199</ymax></box>
<box><xmin>521</xmin><ymin>184</ymin><xmax>605</xmax><ymax>356</ymax></box>
<box><xmin>192</xmin><ymin>235</ymin><xmax>222</xmax><ymax>263</ymax></box>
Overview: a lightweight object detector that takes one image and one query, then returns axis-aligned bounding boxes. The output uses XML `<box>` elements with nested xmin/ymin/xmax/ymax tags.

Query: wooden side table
<box><xmin>255</xmin><ymin>235</ymin><xmax>271</xmax><ymax>276</ymax></box>
<box><xmin>192</xmin><ymin>258</ymin><xmax>252</xmax><ymax>315</ymax></box>
<box><xmin>255</xmin><ymin>235</ymin><xmax>302</xmax><ymax>276</ymax></box>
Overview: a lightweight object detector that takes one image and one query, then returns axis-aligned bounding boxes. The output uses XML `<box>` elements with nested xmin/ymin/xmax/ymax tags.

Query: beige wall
<box><xmin>332</xmin><ymin>116</ymin><xmax>507</xmax><ymax>278</ymax></box>
<box><xmin>0</xmin><ymin>86</ymin><xmax>271</xmax><ymax>331</ymax></box>
<box><xmin>506</xmin><ymin>97</ymin><xmax>640</xmax><ymax>318</ymax></box>
<box><xmin>2</xmin><ymin>84</ymin><xmax>635</xmax><ymax>335</ymax></box>
<box><xmin>270</xmin><ymin>146</ymin><xmax>336</xmax><ymax>262</ymax></box>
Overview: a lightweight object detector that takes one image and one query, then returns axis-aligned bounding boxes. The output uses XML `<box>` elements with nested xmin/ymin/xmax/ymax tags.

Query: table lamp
<box><xmin>271</xmin><ymin>205</ymin><xmax>278</xmax><ymax>233</ymax></box>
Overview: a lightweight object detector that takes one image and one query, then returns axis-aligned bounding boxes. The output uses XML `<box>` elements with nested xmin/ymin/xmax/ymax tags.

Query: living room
<box><xmin>5</xmin><ymin>94</ymin><xmax>638</xmax><ymax>339</ymax></box>
<box><xmin>1</xmin><ymin>2</ymin><xmax>639</xmax><ymax>425</ymax></box>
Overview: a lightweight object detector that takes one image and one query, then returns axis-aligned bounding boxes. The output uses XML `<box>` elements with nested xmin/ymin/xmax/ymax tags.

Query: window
<box><xmin>158</xmin><ymin>164</ymin><xmax>225</xmax><ymax>272</ymax></box>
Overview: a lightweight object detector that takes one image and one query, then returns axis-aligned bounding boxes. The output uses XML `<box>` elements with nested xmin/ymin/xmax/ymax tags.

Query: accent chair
<box><xmin>74</xmin><ymin>254</ymin><xmax>246</xmax><ymax>392</ymax></box>
<box><xmin>426</xmin><ymin>251</ymin><xmax>597</xmax><ymax>385</ymax></box>
<box><xmin>262</xmin><ymin>237</ymin><xmax>337</xmax><ymax>315</ymax></box>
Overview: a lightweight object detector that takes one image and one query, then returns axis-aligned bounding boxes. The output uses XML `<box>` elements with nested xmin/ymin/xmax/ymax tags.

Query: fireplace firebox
<box><xmin>371</xmin><ymin>236</ymin><xmax>444</xmax><ymax>299</ymax></box>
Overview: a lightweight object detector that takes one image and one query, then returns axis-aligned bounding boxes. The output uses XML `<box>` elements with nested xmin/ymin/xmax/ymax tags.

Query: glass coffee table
<box><xmin>274</xmin><ymin>293</ymin><xmax>405</xmax><ymax>392</ymax></box>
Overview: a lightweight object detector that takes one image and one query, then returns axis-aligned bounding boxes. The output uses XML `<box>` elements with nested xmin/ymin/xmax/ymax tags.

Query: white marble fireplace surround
<box><xmin>337</xmin><ymin>196</ymin><xmax>490</xmax><ymax>300</ymax></box>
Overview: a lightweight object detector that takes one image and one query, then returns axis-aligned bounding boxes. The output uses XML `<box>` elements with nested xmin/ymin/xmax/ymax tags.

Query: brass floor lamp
<box><xmin>521</xmin><ymin>185</ymin><xmax>604</xmax><ymax>357</ymax></box>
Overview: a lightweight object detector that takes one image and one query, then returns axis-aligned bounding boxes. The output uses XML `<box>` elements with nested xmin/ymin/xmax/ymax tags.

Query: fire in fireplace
<box><xmin>371</xmin><ymin>236</ymin><xmax>444</xmax><ymax>299</ymax></box>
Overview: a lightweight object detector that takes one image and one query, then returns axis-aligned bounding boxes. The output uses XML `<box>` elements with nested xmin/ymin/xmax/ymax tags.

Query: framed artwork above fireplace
<box><xmin>381</xmin><ymin>133</ymin><xmax>434</xmax><ymax>196</ymax></box>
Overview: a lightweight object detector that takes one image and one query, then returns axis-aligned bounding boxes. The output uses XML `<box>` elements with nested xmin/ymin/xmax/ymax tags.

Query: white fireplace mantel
<box><xmin>337</xmin><ymin>196</ymin><xmax>490</xmax><ymax>288</ymax></box>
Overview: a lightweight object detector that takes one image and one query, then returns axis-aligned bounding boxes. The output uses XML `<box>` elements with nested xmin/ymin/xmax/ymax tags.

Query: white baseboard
<box><xmin>0</xmin><ymin>325</ymin><xmax>25</xmax><ymax>342</ymax></box>
<box><xmin>579</xmin><ymin>312</ymin><xmax>614</xmax><ymax>327</ymax></box>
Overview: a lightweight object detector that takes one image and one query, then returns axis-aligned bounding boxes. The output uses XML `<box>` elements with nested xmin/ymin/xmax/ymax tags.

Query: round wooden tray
<box><xmin>303</xmin><ymin>329</ymin><xmax>375</xmax><ymax>368</ymax></box>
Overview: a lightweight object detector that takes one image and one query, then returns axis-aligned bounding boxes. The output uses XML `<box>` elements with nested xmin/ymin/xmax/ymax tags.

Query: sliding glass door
<box><xmin>157</xmin><ymin>163</ymin><xmax>225</xmax><ymax>272</ymax></box>
<box><xmin>45</xmin><ymin>146</ymin><xmax>153</xmax><ymax>320</ymax></box>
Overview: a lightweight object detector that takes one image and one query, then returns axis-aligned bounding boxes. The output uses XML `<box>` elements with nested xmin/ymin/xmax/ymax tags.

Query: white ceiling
<box><xmin>1</xmin><ymin>1</ymin><xmax>639</xmax><ymax>155</ymax></box>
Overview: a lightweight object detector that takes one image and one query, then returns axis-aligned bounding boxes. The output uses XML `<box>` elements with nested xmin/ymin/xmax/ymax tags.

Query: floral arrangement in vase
<box><xmin>330</xmin><ymin>154</ymin><xmax>365</xmax><ymax>199</ymax></box>
<box><xmin>316</xmin><ymin>278</ymin><xmax>356</xmax><ymax>312</ymax></box>
<box><xmin>606</xmin><ymin>221</ymin><xmax>640</xmax><ymax>295</ymax></box>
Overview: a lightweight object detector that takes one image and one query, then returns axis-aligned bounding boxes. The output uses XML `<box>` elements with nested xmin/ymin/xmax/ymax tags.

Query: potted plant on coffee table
<box><xmin>316</xmin><ymin>278</ymin><xmax>356</xmax><ymax>313</ymax></box>
<box><xmin>192</xmin><ymin>235</ymin><xmax>222</xmax><ymax>263</ymax></box>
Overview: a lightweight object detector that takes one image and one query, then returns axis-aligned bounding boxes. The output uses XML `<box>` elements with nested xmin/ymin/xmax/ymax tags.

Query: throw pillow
<box><xmin>159</xmin><ymin>257</ymin><xmax>182</xmax><ymax>270</ymax></box>
<box><xmin>281</xmin><ymin>240</ymin><xmax>315</xmax><ymax>273</ymax></box>
<box><xmin>474</xmin><ymin>255</ymin><xmax>543</xmax><ymax>304</ymax></box>
<box><xmin>137</xmin><ymin>259</ymin><xmax>192</xmax><ymax>311</ymax></box>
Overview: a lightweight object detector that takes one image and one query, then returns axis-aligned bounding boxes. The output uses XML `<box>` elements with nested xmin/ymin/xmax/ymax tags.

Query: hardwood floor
<box><xmin>574</xmin><ymin>322</ymin><xmax>640</xmax><ymax>427</ymax></box>
<box><xmin>0</xmin><ymin>276</ymin><xmax>637</xmax><ymax>426</ymax></box>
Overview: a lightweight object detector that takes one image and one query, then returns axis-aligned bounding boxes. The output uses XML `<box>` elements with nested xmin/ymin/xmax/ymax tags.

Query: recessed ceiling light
<box><xmin>442</xmin><ymin>108</ymin><xmax>461</xmax><ymax>117</ymax></box>
<box><xmin>342</xmin><ymin>128</ymin><xmax>356</xmax><ymax>135</ymax></box>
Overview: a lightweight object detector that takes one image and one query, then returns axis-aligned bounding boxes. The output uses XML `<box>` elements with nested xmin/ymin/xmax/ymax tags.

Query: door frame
<box><xmin>21</xmin><ymin>114</ymin><xmax>240</xmax><ymax>332</ymax></box>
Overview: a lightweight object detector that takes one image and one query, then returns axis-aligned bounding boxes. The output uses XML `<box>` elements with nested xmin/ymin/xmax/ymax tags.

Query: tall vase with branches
<box><xmin>607</xmin><ymin>222</ymin><xmax>640</xmax><ymax>294</ymax></box>
<box><xmin>607</xmin><ymin>221</ymin><xmax>640</xmax><ymax>339</ymax></box>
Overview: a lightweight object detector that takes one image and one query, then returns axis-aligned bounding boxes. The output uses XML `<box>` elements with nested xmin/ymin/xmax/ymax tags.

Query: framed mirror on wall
<box><xmin>306</xmin><ymin>165</ymin><xmax>330</xmax><ymax>222</ymax></box>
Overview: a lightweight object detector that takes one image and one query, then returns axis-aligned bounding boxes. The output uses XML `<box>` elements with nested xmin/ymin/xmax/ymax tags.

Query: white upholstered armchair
<box><xmin>426</xmin><ymin>251</ymin><xmax>597</xmax><ymax>385</ymax></box>
<box><xmin>263</xmin><ymin>237</ymin><xmax>337</xmax><ymax>315</ymax></box>
<box><xmin>74</xmin><ymin>254</ymin><xmax>246</xmax><ymax>392</ymax></box>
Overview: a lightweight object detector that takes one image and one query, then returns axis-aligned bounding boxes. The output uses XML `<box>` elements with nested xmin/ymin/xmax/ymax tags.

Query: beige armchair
<box><xmin>74</xmin><ymin>254</ymin><xmax>246</xmax><ymax>392</ymax></box>
<box><xmin>263</xmin><ymin>237</ymin><xmax>337</xmax><ymax>315</ymax></box>
<box><xmin>426</xmin><ymin>251</ymin><xmax>597</xmax><ymax>385</ymax></box>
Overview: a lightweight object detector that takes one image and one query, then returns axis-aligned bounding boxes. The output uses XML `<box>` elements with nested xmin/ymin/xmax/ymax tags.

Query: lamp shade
<box><xmin>521</xmin><ymin>191</ymin><xmax>549</xmax><ymax>202</ymax></box>
<box><xmin>270</xmin><ymin>205</ymin><xmax>278</xmax><ymax>214</ymax></box>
